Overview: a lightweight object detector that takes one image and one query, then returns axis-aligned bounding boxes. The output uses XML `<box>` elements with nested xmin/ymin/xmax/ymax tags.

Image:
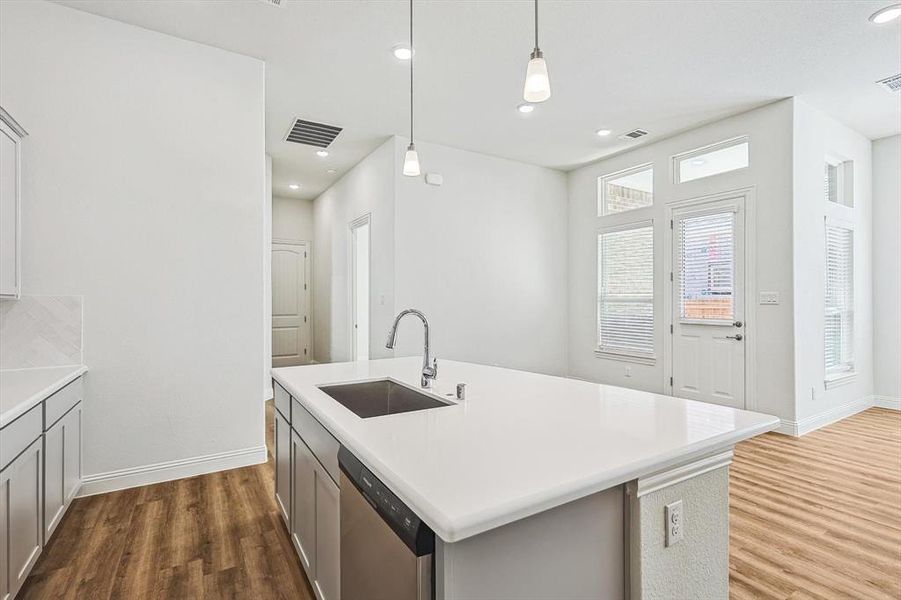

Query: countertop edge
<box><xmin>0</xmin><ymin>365</ymin><xmax>88</xmax><ymax>428</ymax></box>
<box><xmin>272</xmin><ymin>367</ymin><xmax>779</xmax><ymax>543</ymax></box>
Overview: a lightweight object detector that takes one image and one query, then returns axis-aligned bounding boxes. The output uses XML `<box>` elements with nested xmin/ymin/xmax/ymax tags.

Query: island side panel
<box><xmin>627</xmin><ymin>463</ymin><xmax>730</xmax><ymax>600</ymax></box>
<box><xmin>435</xmin><ymin>485</ymin><xmax>624</xmax><ymax>600</ymax></box>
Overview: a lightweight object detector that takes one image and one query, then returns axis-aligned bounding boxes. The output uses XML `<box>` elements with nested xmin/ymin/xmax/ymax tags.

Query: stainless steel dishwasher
<box><xmin>338</xmin><ymin>446</ymin><xmax>434</xmax><ymax>600</ymax></box>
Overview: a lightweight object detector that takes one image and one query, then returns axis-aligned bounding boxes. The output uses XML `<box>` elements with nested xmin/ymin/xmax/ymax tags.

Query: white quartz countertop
<box><xmin>0</xmin><ymin>365</ymin><xmax>87</xmax><ymax>428</ymax></box>
<box><xmin>272</xmin><ymin>357</ymin><xmax>778</xmax><ymax>542</ymax></box>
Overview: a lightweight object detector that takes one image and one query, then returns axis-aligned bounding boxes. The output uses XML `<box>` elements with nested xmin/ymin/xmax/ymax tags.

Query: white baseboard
<box><xmin>777</xmin><ymin>395</ymin><xmax>876</xmax><ymax>437</ymax></box>
<box><xmin>874</xmin><ymin>395</ymin><xmax>901</xmax><ymax>411</ymax></box>
<box><xmin>78</xmin><ymin>445</ymin><xmax>267</xmax><ymax>497</ymax></box>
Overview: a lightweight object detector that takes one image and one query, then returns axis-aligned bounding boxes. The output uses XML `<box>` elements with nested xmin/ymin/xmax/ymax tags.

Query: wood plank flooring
<box><xmin>18</xmin><ymin>402</ymin><xmax>315</xmax><ymax>600</ymax></box>
<box><xmin>18</xmin><ymin>400</ymin><xmax>900</xmax><ymax>599</ymax></box>
<box><xmin>730</xmin><ymin>407</ymin><xmax>901</xmax><ymax>600</ymax></box>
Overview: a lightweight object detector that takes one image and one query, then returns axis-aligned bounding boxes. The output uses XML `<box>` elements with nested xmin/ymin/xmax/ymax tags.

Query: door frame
<box><xmin>663</xmin><ymin>187</ymin><xmax>757</xmax><ymax>411</ymax></box>
<box><xmin>272</xmin><ymin>238</ymin><xmax>312</xmax><ymax>365</ymax></box>
<box><xmin>348</xmin><ymin>213</ymin><xmax>371</xmax><ymax>361</ymax></box>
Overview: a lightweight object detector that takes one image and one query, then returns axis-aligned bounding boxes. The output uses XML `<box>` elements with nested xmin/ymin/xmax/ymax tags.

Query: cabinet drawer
<box><xmin>44</xmin><ymin>377</ymin><xmax>83</xmax><ymax>430</ymax></box>
<box><xmin>0</xmin><ymin>404</ymin><xmax>41</xmax><ymax>472</ymax></box>
<box><xmin>274</xmin><ymin>381</ymin><xmax>291</xmax><ymax>420</ymax></box>
<box><xmin>291</xmin><ymin>397</ymin><xmax>339</xmax><ymax>484</ymax></box>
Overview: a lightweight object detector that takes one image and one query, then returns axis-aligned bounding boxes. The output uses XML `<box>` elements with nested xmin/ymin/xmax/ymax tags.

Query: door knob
<box><xmin>726</xmin><ymin>334</ymin><xmax>743</xmax><ymax>341</ymax></box>
<box><xmin>733</xmin><ymin>321</ymin><xmax>743</xmax><ymax>328</ymax></box>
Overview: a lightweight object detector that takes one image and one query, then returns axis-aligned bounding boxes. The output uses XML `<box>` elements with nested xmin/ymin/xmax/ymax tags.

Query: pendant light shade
<box><xmin>403</xmin><ymin>142</ymin><xmax>421</xmax><ymax>177</ymax></box>
<box><xmin>522</xmin><ymin>0</ymin><xmax>551</xmax><ymax>103</ymax></box>
<box><xmin>402</xmin><ymin>0</ymin><xmax>421</xmax><ymax>177</ymax></box>
<box><xmin>523</xmin><ymin>49</ymin><xmax>550</xmax><ymax>102</ymax></box>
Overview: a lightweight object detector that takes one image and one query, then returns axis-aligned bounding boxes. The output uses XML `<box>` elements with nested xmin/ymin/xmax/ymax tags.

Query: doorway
<box><xmin>272</xmin><ymin>241</ymin><xmax>311</xmax><ymax>367</ymax></box>
<box><xmin>350</xmin><ymin>215</ymin><xmax>370</xmax><ymax>361</ymax></box>
<box><xmin>667</xmin><ymin>192</ymin><xmax>750</xmax><ymax>409</ymax></box>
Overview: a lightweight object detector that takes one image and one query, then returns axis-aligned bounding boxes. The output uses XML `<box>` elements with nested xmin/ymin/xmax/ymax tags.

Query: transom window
<box><xmin>825</xmin><ymin>159</ymin><xmax>853</xmax><ymax>207</ymax></box>
<box><xmin>597</xmin><ymin>164</ymin><xmax>653</xmax><ymax>216</ymax></box>
<box><xmin>675</xmin><ymin>137</ymin><xmax>749</xmax><ymax>184</ymax></box>
<box><xmin>597</xmin><ymin>223</ymin><xmax>654</xmax><ymax>359</ymax></box>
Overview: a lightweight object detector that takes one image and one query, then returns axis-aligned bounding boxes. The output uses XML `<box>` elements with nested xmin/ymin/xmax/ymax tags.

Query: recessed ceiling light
<box><xmin>316</xmin><ymin>150</ymin><xmax>329</xmax><ymax>157</ymax></box>
<box><xmin>870</xmin><ymin>3</ymin><xmax>901</xmax><ymax>23</ymax></box>
<box><xmin>517</xmin><ymin>103</ymin><xmax>535</xmax><ymax>114</ymax></box>
<box><xmin>289</xmin><ymin>184</ymin><xmax>299</xmax><ymax>190</ymax></box>
<box><xmin>327</xmin><ymin>168</ymin><xmax>337</xmax><ymax>175</ymax></box>
<box><xmin>392</xmin><ymin>44</ymin><xmax>413</xmax><ymax>60</ymax></box>
<box><xmin>596</xmin><ymin>129</ymin><xmax>612</xmax><ymax>136</ymax></box>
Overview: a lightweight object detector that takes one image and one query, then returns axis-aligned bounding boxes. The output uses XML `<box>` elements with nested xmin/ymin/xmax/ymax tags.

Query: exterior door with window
<box><xmin>671</xmin><ymin>198</ymin><xmax>745</xmax><ymax>408</ymax></box>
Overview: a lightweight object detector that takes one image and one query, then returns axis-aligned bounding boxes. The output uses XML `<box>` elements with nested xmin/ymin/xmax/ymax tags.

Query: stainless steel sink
<box><xmin>318</xmin><ymin>379</ymin><xmax>452</xmax><ymax>419</ymax></box>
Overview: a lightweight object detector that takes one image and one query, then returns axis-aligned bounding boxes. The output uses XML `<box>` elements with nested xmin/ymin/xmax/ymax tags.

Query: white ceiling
<box><xmin>55</xmin><ymin>0</ymin><xmax>901</xmax><ymax>200</ymax></box>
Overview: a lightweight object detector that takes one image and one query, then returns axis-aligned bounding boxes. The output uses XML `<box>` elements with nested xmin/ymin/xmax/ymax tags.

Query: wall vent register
<box><xmin>284</xmin><ymin>118</ymin><xmax>343</xmax><ymax>148</ymax></box>
<box><xmin>876</xmin><ymin>73</ymin><xmax>901</xmax><ymax>93</ymax></box>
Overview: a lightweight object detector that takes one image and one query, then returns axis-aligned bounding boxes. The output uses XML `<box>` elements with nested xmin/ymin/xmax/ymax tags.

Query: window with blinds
<box><xmin>678</xmin><ymin>212</ymin><xmax>734</xmax><ymax>321</ymax></box>
<box><xmin>597</xmin><ymin>224</ymin><xmax>654</xmax><ymax>357</ymax></box>
<box><xmin>825</xmin><ymin>222</ymin><xmax>854</xmax><ymax>374</ymax></box>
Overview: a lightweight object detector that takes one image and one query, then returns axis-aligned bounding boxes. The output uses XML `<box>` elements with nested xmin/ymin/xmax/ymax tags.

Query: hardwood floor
<box><xmin>18</xmin><ymin>401</ymin><xmax>315</xmax><ymax>600</ymax></box>
<box><xmin>730</xmin><ymin>407</ymin><xmax>901</xmax><ymax>600</ymax></box>
<box><xmin>18</xmin><ymin>400</ymin><xmax>900</xmax><ymax>599</ymax></box>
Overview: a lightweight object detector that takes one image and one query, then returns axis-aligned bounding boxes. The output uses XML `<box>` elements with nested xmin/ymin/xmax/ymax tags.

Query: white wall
<box><xmin>792</xmin><ymin>100</ymin><xmax>873</xmax><ymax>423</ymax></box>
<box><xmin>872</xmin><ymin>135</ymin><xmax>900</xmax><ymax>405</ymax></box>
<box><xmin>392</xmin><ymin>137</ymin><xmax>569</xmax><ymax>375</ymax></box>
<box><xmin>273</xmin><ymin>195</ymin><xmax>314</xmax><ymax>242</ymax></box>
<box><xmin>567</xmin><ymin>100</ymin><xmax>796</xmax><ymax>422</ymax></box>
<box><xmin>0</xmin><ymin>1</ymin><xmax>267</xmax><ymax>485</ymax></box>
<box><xmin>312</xmin><ymin>138</ymin><xmax>396</xmax><ymax>363</ymax></box>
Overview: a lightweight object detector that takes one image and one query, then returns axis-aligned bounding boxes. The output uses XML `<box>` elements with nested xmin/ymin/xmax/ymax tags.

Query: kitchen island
<box><xmin>272</xmin><ymin>357</ymin><xmax>778</xmax><ymax>600</ymax></box>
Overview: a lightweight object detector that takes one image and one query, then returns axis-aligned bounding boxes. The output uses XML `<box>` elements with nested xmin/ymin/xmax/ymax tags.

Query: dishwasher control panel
<box><xmin>339</xmin><ymin>446</ymin><xmax>435</xmax><ymax>556</ymax></box>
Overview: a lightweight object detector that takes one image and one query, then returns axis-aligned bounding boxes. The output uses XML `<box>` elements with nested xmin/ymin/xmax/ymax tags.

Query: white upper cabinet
<box><xmin>0</xmin><ymin>107</ymin><xmax>27</xmax><ymax>299</ymax></box>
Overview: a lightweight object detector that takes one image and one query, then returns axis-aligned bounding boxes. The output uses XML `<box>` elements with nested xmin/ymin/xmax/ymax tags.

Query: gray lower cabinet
<box><xmin>274</xmin><ymin>408</ymin><xmax>291</xmax><ymax>526</ymax></box>
<box><xmin>0</xmin><ymin>437</ymin><xmax>43</xmax><ymax>600</ymax></box>
<box><xmin>43</xmin><ymin>403</ymin><xmax>82</xmax><ymax>543</ymax></box>
<box><xmin>313</xmin><ymin>463</ymin><xmax>340</xmax><ymax>600</ymax></box>
<box><xmin>275</xmin><ymin>382</ymin><xmax>340</xmax><ymax>600</ymax></box>
<box><xmin>291</xmin><ymin>430</ymin><xmax>317</xmax><ymax>574</ymax></box>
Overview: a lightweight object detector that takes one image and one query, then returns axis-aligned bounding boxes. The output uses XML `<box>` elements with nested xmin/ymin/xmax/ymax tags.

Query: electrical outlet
<box><xmin>665</xmin><ymin>500</ymin><xmax>684</xmax><ymax>547</ymax></box>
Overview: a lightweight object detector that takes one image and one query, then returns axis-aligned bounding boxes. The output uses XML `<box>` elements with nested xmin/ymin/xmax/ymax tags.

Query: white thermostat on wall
<box><xmin>425</xmin><ymin>172</ymin><xmax>443</xmax><ymax>186</ymax></box>
<box><xmin>759</xmin><ymin>291</ymin><xmax>780</xmax><ymax>305</ymax></box>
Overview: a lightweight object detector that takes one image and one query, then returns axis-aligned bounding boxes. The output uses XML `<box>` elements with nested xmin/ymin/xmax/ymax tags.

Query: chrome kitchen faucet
<box><xmin>385</xmin><ymin>309</ymin><xmax>438</xmax><ymax>388</ymax></box>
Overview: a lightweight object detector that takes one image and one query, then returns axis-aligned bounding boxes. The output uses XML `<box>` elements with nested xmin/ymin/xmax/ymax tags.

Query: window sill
<box><xmin>824</xmin><ymin>371</ymin><xmax>858</xmax><ymax>390</ymax></box>
<box><xmin>594</xmin><ymin>349</ymin><xmax>656</xmax><ymax>366</ymax></box>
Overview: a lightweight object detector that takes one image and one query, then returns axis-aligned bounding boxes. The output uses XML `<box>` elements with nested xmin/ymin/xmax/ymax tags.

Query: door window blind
<box><xmin>825</xmin><ymin>223</ymin><xmax>853</xmax><ymax>373</ymax></box>
<box><xmin>678</xmin><ymin>212</ymin><xmax>734</xmax><ymax>321</ymax></box>
<box><xmin>597</xmin><ymin>225</ymin><xmax>654</xmax><ymax>356</ymax></box>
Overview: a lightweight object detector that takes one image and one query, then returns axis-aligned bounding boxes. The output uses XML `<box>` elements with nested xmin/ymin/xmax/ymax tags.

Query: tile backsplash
<box><xmin>0</xmin><ymin>295</ymin><xmax>83</xmax><ymax>369</ymax></box>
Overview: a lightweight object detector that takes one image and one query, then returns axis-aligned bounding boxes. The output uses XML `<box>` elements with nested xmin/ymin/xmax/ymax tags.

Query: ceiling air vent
<box><xmin>285</xmin><ymin>119</ymin><xmax>343</xmax><ymax>148</ymax></box>
<box><xmin>620</xmin><ymin>128</ymin><xmax>649</xmax><ymax>140</ymax></box>
<box><xmin>876</xmin><ymin>74</ymin><xmax>901</xmax><ymax>94</ymax></box>
<box><xmin>257</xmin><ymin>0</ymin><xmax>283</xmax><ymax>6</ymax></box>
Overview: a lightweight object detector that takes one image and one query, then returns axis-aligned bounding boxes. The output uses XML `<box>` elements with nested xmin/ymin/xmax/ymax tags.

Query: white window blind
<box><xmin>597</xmin><ymin>225</ymin><xmax>654</xmax><ymax>357</ymax></box>
<box><xmin>678</xmin><ymin>212</ymin><xmax>734</xmax><ymax>321</ymax></box>
<box><xmin>825</xmin><ymin>223</ymin><xmax>853</xmax><ymax>374</ymax></box>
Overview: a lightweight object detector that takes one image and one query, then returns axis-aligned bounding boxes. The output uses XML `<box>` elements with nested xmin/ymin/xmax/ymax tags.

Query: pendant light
<box><xmin>402</xmin><ymin>0</ymin><xmax>421</xmax><ymax>177</ymax></box>
<box><xmin>522</xmin><ymin>0</ymin><xmax>551</xmax><ymax>103</ymax></box>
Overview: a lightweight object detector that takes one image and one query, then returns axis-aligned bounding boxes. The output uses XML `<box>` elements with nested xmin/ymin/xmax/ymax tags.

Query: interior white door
<box><xmin>272</xmin><ymin>242</ymin><xmax>311</xmax><ymax>367</ymax></box>
<box><xmin>671</xmin><ymin>197</ymin><xmax>745</xmax><ymax>408</ymax></box>
<box><xmin>350</xmin><ymin>218</ymin><xmax>370</xmax><ymax>361</ymax></box>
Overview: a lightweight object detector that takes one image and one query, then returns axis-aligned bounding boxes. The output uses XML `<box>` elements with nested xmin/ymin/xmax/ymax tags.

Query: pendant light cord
<box><xmin>409</xmin><ymin>0</ymin><xmax>414</xmax><ymax>144</ymax></box>
<box><xmin>534</xmin><ymin>0</ymin><xmax>539</xmax><ymax>50</ymax></box>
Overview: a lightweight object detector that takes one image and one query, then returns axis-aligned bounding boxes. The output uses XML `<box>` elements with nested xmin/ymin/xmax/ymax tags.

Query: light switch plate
<box><xmin>665</xmin><ymin>500</ymin><xmax>684</xmax><ymax>547</ymax></box>
<box><xmin>759</xmin><ymin>291</ymin><xmax>780</xmax><ymax>305</ymax></box>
